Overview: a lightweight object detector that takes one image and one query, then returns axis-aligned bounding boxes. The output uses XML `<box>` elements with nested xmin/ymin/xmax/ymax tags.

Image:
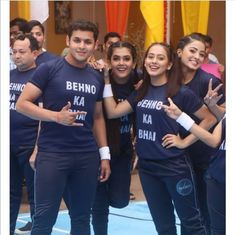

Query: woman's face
<box><xmin>144</xmin><ymin>44</ymin><xmax>171</xmax><ymax>78</ymax></box>
<box><xmin>110</xmin><ymin>47</ymin><xmax>135</xmax><ymax>80</ymax></box>
<box><xmin>30</xmin><ymin>26</ymin><xmax>45</xmax><ymax>49</ymax></box>
<box><xmin>178</xmin><ymin>40</ymin><xmax>206</xmax><ymax>71</ymax></box>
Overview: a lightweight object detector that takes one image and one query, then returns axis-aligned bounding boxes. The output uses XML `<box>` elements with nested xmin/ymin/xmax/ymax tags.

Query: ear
<box><xmin>66</xmin><ymin>35</ymin><xmax>70</xmax><ymax>47</ymax></box>
<box><xmin>177</xmin><ymin>48</ymin><xmax>182</xmax><ymax>58</ymax></box>
<box><xmin>32</xmin><ymin>50</ymin><xmax>39</xmax><ymax>60</ymax></box>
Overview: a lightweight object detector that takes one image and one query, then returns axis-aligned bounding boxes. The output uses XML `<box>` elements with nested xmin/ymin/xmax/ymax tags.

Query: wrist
<box><xmin>103</xmin><ymin>84</ymin><xmax>113</xmax><ymax>98</ymax></box>
<box><xmin>176</xmin><ymin>112</ymin><xmax>195</xmax><ymax>131</ymax></box>
<box><xmin>99</xmin><ymin>146</ymin><xmax>111</xmax><ymax>160</ymax></box>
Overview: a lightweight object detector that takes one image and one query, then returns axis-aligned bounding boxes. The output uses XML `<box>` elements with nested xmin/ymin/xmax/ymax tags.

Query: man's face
<box><xmin>12</xmin><ymin>38</ymin><xmax>37</xmax><ymax>71</ymax></box>
<box><xmin>66</xmin><ymin>30</ymin><xmax>97</xmax><ymax>67</ymax></box>
<box><xmin>10</xmin><ymin>25</ymin><xmax>22</xmax><ymax>47</ymax></box>
<box><xmin>104</xmin><ymin>36</ymin><xmax>120</xmax><ymax>53</ymax></box>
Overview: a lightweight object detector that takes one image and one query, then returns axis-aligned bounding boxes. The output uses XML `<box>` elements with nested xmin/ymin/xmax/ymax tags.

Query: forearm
<box><xmin>103</xmin><ymin>84</ymin><xmax>133</xmax><ymax>118</ymax></box>
<box><xmin>16</xmin><ymin>99</ymin><xmax>57</xmax><ymax>122</ymax></box>
<box><xmin>93</xmin><ymin>116</ymin><xmax>108</xmax><ymax>148</ymax></box>
<box><xmin>207</xmin><ymin>103</ymin><xmax>225</xmax><ymax>121</ymax></box>
<box><xmin>182</xmin><ymin>114</ymin><xmax>216</xmax><ymax>147</ymax></box>
<box><xmin>189</xmin><ymin>122</ymin><xmax>221</xmax><ymax>148</ymax></box>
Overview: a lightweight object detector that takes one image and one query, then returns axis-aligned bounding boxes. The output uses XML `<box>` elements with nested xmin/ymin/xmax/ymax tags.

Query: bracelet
<box><xmin>176</xmin><ymin>112</ymin><xmax>195</xmax><ymax>131</ymax></box>
<box><xmin>99</xmin><ymin>146</ymin><xmax>111</xmax><ymax>160</ymax></box>
<box><xmin>103</xmin><ymin>84</ymin><xmax>113</xmax><ymax>98</ymax></box>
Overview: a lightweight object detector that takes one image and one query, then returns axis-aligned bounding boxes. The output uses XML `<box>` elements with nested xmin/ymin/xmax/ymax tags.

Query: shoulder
<box><xmin>86</xmin><ymin>64</ymin><xmax>103</xmax><ymax>80</ymax></box>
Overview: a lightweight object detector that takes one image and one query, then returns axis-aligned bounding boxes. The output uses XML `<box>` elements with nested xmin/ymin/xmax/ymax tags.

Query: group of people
<box><xmin>10</xmin><ymin>17</ymin><xmax>225</xmax><ymax>235</ymax></box>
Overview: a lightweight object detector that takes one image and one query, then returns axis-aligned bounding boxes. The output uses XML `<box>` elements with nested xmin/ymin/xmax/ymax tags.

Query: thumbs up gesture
<box><xmin>56</xmin><ymin>101</ymin><xmax>86</xmax><ymax>126</ymax></box>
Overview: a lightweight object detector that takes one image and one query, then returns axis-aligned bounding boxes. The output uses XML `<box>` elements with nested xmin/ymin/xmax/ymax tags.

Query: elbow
<box><xmin>15</xmin><ymin>100</ymin><xmax>24</xmax><ymax>114</ymax></box>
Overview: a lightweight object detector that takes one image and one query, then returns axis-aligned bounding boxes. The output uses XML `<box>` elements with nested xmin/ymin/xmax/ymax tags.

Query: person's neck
<box><xmin>18</xmin><ymin>64</ymin><xmax>36</xmax><ymax>72</ymax></box>
<box><xmin>38</xmin><ymin>48</ymin><xmax>44</xmax><ymax>55</ymax></box>
<box><xmin>112</xmin><ymin>75</ymin><xmax>130</xmax><ymax>84</ymax></box>
<box><xmin>65</xmin><ymin>54</ymin><xmax>87</xmax><ymax>68</ymax></box>
<box><xmin>182</xmin><ymin>67</ymin><xmax>196</xmax><ymax>84</ymax></box>
<box><xmin>150</xmin><ymin>74</ymin><xmax>167</xmax><ymax>86</ymax></box>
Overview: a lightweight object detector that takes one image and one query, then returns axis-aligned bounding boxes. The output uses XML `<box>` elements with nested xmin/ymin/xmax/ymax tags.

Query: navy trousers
<box><xmin>10</xmin><ymin>146</ymin><xmax>35</xmax><ymax>235</ymax></box>
<box><xmin>31</xmin><ymin>151</ymin><xmax>99</xmax><ymax>235</ymax></box>
<box><xmin>138</xmin><ymin>155</ymin><xmax>207</xmax><ymax>235</ymax></box>
<box><xmin>92</xmin><ymin>150</ymin><xmax>132</xmax><ymax>235</ymax></box>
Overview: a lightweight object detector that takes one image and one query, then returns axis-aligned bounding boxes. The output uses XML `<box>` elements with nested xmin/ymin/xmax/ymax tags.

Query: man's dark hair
<box><xmin>26</xmin><ymin>20</ymin><xmax>45</xmax><ymax>34</ymax></box>
<box><xmin>10</xmin><ymin>17</ymin><xmax>28</xmax><ymax>33</ymax></box>
<box><xmin>13</xmin><ymin>34</ymin><xmax>39</xmax><ymax>51</ymax></box>
<box><xmin>104</xmin><ymin>32</ymin><xmax>121</xmax><ymax>44</ymax></box>
<box><xmin>67</xmin><ymin>19</ymin><xmax>99</xmax><ymax>41</ymax></box>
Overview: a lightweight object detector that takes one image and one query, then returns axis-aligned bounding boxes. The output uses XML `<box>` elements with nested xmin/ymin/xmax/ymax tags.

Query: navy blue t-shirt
<box><xmin>184</xmin><ymin>68</ymin><xmax>225</xmax><ymax>164</ymax></box>
<box><xmin>29</xmin><ymin>57</ymin><xmax>104</xmax><ymax>153</ymax></box>
<box><xmin>127</xmin><ymin>84</ymin><xmax>203</xmax><ymax>160</ymax></box>
<box><xmin>207</xmin><ymin>115</ymin><xmax>225</xmax><ymax>183</ymax></box>
<box><xmin>36</xmin><ymin>51</ymin><xmax>58</xmax><ymax>66</ymax></box>
<box><xmin>10</xmin><ymin>68</ymin><xmax>39</xmax><ymax>147</ymax></box>
<box><xmin>108</xmin><ymin>76</ymin><xmax>137</xmax><ymax>152</ymax></box>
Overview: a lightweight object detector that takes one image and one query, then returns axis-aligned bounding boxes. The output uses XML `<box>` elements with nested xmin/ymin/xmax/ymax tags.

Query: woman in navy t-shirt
<box><xmin>162</xmin><ymin>94</ymin><xmax>225</xmax><ymax>235</ymax></box>
<box><xmin>91</xmin><ymin>41</ymin><xmax>141</xmax><ymax>235</ymax></box>
<box><xmin>175</xmin><ymin>33</ymin><xmax>225</xmax><ymax>234</ymax></box>
<box><xmin>102</xmin><ymin>42</ymin><xmax>216</xmax><ymax>234</ymax></box>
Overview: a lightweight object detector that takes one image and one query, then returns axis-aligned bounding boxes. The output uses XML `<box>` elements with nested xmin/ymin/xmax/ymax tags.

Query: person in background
<box><xmin>10</xmin><ymin>17</ymin><xmax>28</xmax><ymax>70</ymax></box>
<box><xmin>16</xmin><ymin>19</ymin><xmax>111</xmax><ymax>235</ymax></box>
<box><xmin>199</xmin><ymin>33</ymin><xmax>224</xmax><ymax>80</ymax></box>
<box><xmin>162</xmin><ymin>87</ymin><xmax>225</xmax><ymax>235</ymax></box>
<box><xmin>91</xmin><ymin>41</ymin><xmax>141</xmax><ymax>235</ymax></box>
<box><xmin>102</xmin><ymin>42</ymin><xmax>216</xmax><ymax>234</ymax></box>
<box><xmin>174</xmin><ymin>32</ymin><xmax>225</xmax><ymax>234</ymax></box>
<box><xmin>10</xmin><ymin>34</ymin><xmax>39</xmax><ymax>235</ymax></box>
<box><xmin>89</xmin><ymin>31</ymin><xmax>121</xmax><ymax>69</ymax></box>
<box><xmin>26</xmin><ymin>20</ymin><xmax>58</xmax><ymax>66</ymax></box>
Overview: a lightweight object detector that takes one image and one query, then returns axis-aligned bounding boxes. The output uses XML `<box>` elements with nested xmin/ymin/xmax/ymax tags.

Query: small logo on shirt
<box><xmin>176</xmin><ymin>178</ymin><xmax>193</xmax><ymax>196</ymax></box>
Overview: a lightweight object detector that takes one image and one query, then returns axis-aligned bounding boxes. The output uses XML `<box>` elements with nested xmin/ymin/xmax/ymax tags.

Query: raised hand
<box><xmin>161</xmin><ymin>97</ymin><xmax>182</xmax><ymax>120</ymax></box>
<box><xmin>56</xmin><ymin>101</ymin><xmax>86</xmax><ymax>126</ymax></box>
<box><xmin>204</xmin><ymin>78</ymin><xmax>223</xmax><ymax>107</ymax></box>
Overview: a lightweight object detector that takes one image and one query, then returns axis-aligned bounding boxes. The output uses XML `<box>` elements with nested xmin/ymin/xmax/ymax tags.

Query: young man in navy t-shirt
<box><xmin>10</xmin><ymin>34</ymin><xmax>40</xmax><ymax>235</ymax></box>
<box><xmin>16</xmin><ymin>20</ymin><xmax>111</xmax><ymax>235</ymax></box>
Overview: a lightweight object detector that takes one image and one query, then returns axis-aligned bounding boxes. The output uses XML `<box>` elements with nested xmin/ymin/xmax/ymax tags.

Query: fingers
<box><xmin>208</xmin><ymin>78</ymin><xmax>213</xmax><ymax>91</ymax></box>
<box><xmin>213</xmin><ymin>83</ymin><xmax>223</xmax><ymax>93</ymax></box>
<box><xmin>162</xmin><ymin>134</ymin><xmax>175</xmax><ymax>148</ymax></box>
<box><xmin>167</xmin><ymin>97</ymin><xmax>173</xmax><ymax>105</ymax></box>
<box><xmin>61</xmin><ymin>101</ymin><xmax>71</xmax><ymax>111</ymax></box>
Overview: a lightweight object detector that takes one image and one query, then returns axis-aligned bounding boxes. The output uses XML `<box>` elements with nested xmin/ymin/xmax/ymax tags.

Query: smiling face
<box><xmin>178</xmin><ymin>40</ymin><xmax>206</xmax><ymax>71</ymax></box>
<box><xmin>144</xmin><ymin>44</ymin><xmax>172</xmax><ymax>80</ymax></box>
<box><xmin>66</xmin><ymin>29</ymin><xmax>97</xmax><ymax>67</ymax></box>
<box><xmin>109</xmin><ymin>47</ymin><xmax>135</xmax><ymax>83</ymax></box>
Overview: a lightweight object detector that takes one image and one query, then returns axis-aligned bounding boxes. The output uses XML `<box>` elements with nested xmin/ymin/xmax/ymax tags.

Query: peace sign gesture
<box><xmin>204</xmin><ymin>78</ymin><xmax>223</xmax><ymax>107</ymax></box>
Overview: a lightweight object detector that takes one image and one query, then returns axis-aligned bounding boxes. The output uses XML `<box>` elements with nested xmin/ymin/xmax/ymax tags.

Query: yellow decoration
<box><xmin>181</xmin><ymin>1</ymin><xmax>210</xmax><ymax>35</ymax></box>
<box><xmin>140</xmin><ymin>1</ymin><xmax>164</xmax><ymax>49</ymax></box>
<box><xmin>17</xmin><ymin>1</ymin><xmax>30</xmax><ymax>21</ymax></box>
